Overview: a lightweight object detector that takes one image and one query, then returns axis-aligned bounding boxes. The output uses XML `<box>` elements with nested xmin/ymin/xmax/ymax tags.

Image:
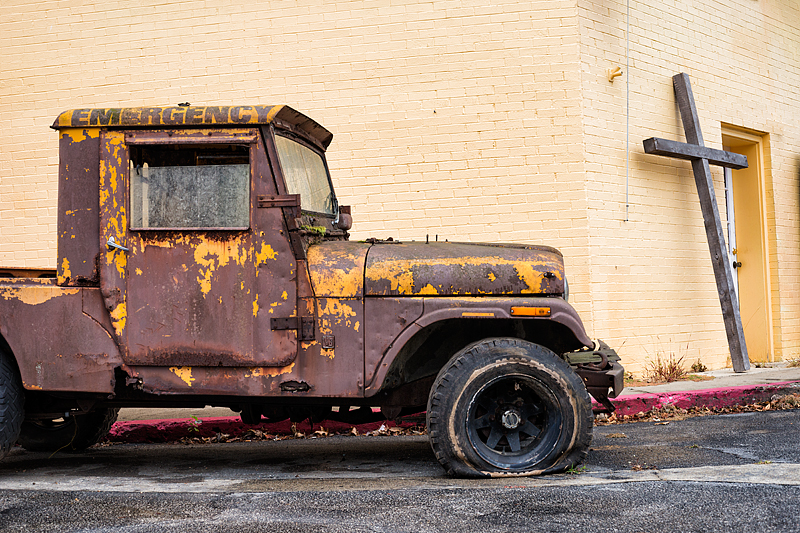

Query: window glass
<box><xmin>130</xmin><ymin>144</ymin><xmax>250</xmax><ymax>229</ymax></box>
<box><xmin>275</xmin><ymin>135</ymin><xmax>335</xmax><ymax>215</ymax></box>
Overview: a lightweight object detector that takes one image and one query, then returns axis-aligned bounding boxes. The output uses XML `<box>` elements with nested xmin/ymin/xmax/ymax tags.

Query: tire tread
<box><xmin>0</xmin><ymin>351</ymin><xmax>25</xmax><ymax>460</ymax></box>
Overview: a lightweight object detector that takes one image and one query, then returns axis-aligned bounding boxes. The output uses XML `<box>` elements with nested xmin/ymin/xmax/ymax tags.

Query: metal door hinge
<box><xmin>271</xmin><ymin>316</ymin><xmax>315</xmax><ymax>341</ymax></box>
<box><xmin>258</xmin><ymin>194</ymin><xmax>300</xmax><ymax>208</ymax></box>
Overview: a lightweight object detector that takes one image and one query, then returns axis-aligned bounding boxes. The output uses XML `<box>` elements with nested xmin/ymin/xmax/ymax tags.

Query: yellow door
<box><xmin>722</xmin><ymin>129</ymin><xmax>773</xmax><ymax>363</ymax></box>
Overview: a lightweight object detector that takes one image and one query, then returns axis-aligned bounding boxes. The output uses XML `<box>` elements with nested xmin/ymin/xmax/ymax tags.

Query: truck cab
<box><xmin>0</xmin><ymin>105</ymin><xmax>623</xmax><ymax>477</ymax></box>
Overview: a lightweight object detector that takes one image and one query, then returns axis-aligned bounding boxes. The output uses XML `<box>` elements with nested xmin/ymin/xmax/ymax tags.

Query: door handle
<box><xmin>107</xmin><ymin>236</ymin><xmax>130</xmax><ymax>252</ymax></box>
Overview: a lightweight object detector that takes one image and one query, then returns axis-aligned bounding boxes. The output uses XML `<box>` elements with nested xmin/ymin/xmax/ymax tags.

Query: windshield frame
<box><xmin>272</xmin><ymin>130</ymin><xmax>338</xmax><ymax>218</ymax></box>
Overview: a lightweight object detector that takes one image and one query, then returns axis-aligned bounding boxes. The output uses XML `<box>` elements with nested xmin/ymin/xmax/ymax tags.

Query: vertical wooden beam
<box><xmin>672</xmin><ymin>73</ymin><xmax>750</xmax><ymax>372</ymax></box>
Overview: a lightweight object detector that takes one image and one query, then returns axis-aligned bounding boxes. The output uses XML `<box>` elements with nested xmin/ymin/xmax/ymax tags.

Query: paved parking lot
<box><xmin>1</xmin><ymin>409</ymin><xmax>799</xmax><ymax>532</ymax></box>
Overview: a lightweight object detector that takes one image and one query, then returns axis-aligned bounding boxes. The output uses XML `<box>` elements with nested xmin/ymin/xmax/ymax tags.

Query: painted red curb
<box><xmin>609</xmin><ymin>380</ymin><xmax>800</xmax><ymax>416</ymax></box>
<box><xmin>106</xmin><ymin>381</ymin><xmax>800</xmax><ymax>444</ymax></box>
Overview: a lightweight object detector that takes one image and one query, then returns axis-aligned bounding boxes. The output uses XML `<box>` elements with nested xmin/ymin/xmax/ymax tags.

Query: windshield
<box><xmin>275</xmin><ymin>135</ymin><xmax>335</xmax><ymax>216</ymax></box>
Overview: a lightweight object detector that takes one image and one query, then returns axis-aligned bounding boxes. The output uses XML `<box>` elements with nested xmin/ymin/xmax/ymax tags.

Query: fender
<box><xmin>364</xmin><ymin>296</ymin><xmax>592</xmax><ymax>395</ymax></box>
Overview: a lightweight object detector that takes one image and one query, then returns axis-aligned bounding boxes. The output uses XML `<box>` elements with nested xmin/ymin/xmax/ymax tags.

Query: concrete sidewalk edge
<box><xmin>106</xmin><ymin>380</ymin><xmax>800</xmax><ymax>444</ymax></box>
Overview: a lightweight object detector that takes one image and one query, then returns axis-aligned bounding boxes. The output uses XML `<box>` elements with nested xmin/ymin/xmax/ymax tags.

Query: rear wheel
<box><xmin>427</xmin><ymin>338</ymin><xmax>593</xmax><ymax>477</ymax></box>
<box><xmin>0</xmin><ymin>351</ymin><xmax>25</xmax><ymax>460</ymax></box>
<box><xmin>17</xmin><ymin>408</ymin><xmax>119</xmax><ymax>453</ymax></box>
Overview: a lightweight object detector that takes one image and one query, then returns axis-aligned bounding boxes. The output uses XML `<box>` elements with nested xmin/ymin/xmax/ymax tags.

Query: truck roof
<box><xmin>51</xmin><ymin>104</ymin><xmax>333</xmax><ymax>148</ymax></box>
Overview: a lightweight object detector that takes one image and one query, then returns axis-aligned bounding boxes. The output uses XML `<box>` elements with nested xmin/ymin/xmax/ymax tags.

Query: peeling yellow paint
<box><xmin>61</xmin><ymin>128</ymin><xmax>99</xmax><ymax>143</ymax></box>
<box><xmin>109</xmin><ymin>302</ymin><xmax>127</xmax><ymax>336</ymax></box>
<box><xmin>307</xmin><ymin>244</ymin><xmax>369</xmax><ymax>298</ymax></box>
<box><xmin>170</xmin><ymin>366</ymin><xmax>195</xmax><ymax>387</ymax></box>
<box><xmin>59</xmin><ymin>257</ymin><xmax>72</xmax><ymax>284</ymax></box>
<box><xmin>255</xmin><ymin>243</ymin><xmax>279</xmax><ymax>265</ymax></box>
<box><xmin>105</xmin><ymin>243</ymin><xmax>127</xmax><ymax>278</ymax></box>
<box><xmin>488</xmin><ymin>272</ymin><xmax>497</xmax><ymax>282</ymax></box>
<box><xmin>301</xmin><ymin>340</ymin><xmax>319</xmax><ymax>349</ymax></box>
<box><xmin>314</xmin><ymin>298</ymin><xmax>359</xmax><ymax>360</ymax></box>
<box><xmin>253</xmin><ymin>295</ymin><xmax>259</xmax><ymax>317</ymax></box>
<box><xmin>318</xmin><ymin>299</ymin><xmax>357</xmax><ymax>328</ymax></box>
<box><xmin>0</xmin><ymin>286</ymin><xmax>79</xmax><ymax>306</ymax></box>
<box><xmin>135</xmin><ymin>268</ymin><xmax>143</xmax><ymax>275</ymax></box>
<box><xmin>244</xmin><ymin>362</ymin><xmax>295</xmax><ymax>378</ymax></box>
<box><xmin>193</xmin><ymin>238</ymin><xmax>248</xmax><ymax>297</ymax></box>
<box><xmin>281</xmin><ymin>291</ymin><xmax>288</xmax><ymax>300</ymax></box>
<box><xmin>418</xmin><ymin>283</ymin><xmax>439</xmax><ymax>295</ymax></box>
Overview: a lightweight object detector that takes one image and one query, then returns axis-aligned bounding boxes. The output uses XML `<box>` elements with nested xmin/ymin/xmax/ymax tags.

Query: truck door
<box><xmin>98</xmin><ymin>129</ymin><xmax>297</xmax><ymax>368</ymax></box>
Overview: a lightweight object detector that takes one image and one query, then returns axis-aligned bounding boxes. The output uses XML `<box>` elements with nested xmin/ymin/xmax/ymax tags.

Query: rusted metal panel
<box><xmin>363</xmin><ymin>298</ymin><xmax>424</xmax><ymax>387</ymax></box>
<box><xmin>252</xmin><ymin>131</ymin><xmax>300</xmax><ymax>367</ymax></box>
<box><xmin>52</xmin><ymin>105</ymin><xmax>333</xmax><ymax>149</ymax></box>
<box><xmin>132</xmin><ymin>364</ymin><xmax>297</xmax><ymax>396</ymax></box>
<box><xmin>57</xmin><ymin>129</ymin><xmax>102</xmax><ymax>286</ymax></box>
<box><xmin>307</xmin><ymin>241</ymin><xmax>372</xmax><ymax>298</ymax></box>
<box><xmin>364</xmin><ymin>242</ymin><xmax>565</xmax><ymax>297</ymax></box>
<box><xmin>98</xmin><ymin>128</ymin><xmax>299</xmax><ymax>369</ymax></box>
<box><xmin>0</xmin><ymin>282</ymin><xmax>119</xmax><ymax>393</ymax></box>
<box><xmin>295</xmin><ymin>297</ymin><xmax>364</xmax><ymax>397</ymax></box>
<box><xmin>132</xmin><ymin>297</ymin><xmax>364</xmax><ymax>397</ymax></box>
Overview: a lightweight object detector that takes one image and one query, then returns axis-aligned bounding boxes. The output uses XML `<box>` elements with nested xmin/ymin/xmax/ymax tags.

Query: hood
<box><xmin>364</xmin><ymin>242</ymin><xmax>565</xmax><ymax>297</ymax></box>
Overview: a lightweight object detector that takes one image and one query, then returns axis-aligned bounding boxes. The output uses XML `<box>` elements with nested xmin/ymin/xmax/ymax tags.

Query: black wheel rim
<box><xmin>465</xmin><ymin>373</ymin><xmax>563</xmax><ymax>470</ymax></box>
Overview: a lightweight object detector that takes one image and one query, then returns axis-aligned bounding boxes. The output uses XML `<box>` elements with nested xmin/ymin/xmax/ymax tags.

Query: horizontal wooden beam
<box><xmin>643</xmin><ymin>137</ymin><xmax>748</xmax><ymax>169</ymax></box>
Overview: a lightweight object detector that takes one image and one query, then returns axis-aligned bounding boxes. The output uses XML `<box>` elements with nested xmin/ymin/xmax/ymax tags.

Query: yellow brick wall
<box><xmin>578</xmin><ymin>0</ymin><xmax>800</xmax><ymax>373</ymax></box>
<box><xmin>0</xmin><ymin>0</ymin><xmax>589</xmax><ymax>268</ymax></box>
<box><xmin>1</xmin><ymin>0</ymin><xmax>798</xmax><ymax>373</ymax></box>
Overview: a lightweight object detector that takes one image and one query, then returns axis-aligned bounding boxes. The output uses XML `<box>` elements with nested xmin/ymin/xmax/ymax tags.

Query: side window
<box><xmin>275</xmin><ymin>135</ymin><xmax>335</xmax><ymax>216</ymax></box>
<box><xmin>129</xmin><ymin>144</ymin><xmax>250</xmax><ymax>229</ymax></box>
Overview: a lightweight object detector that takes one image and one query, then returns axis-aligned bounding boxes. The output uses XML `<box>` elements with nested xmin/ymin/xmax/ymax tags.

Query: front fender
<box><xmin>364</xmin><ymin>296</ymin><xmax>592</xmax><ymax>396</ymax></box>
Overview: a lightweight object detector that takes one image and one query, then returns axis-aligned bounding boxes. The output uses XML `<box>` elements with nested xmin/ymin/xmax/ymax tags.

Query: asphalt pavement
<box><xmin>2</xmin><ymin>409</ymin><xmax>800</xmax><ymax>532</ymax></box>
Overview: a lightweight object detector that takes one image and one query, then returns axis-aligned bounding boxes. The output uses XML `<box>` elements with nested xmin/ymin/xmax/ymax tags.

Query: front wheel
<box><xmin>427</xmin><ymin>338</ymin><xmax>593</xmax><ymax>477</ymax></box>
<box><xmin>17</xmin><ymin>408</ymin><xmax>119</xmax><ymax>453</ymax></box>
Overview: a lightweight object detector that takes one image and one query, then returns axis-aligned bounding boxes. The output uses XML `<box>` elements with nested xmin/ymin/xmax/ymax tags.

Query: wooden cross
<box><xmin>643</xmin><ymin>73</ymin><xmax>750</xmax><ymax>372</ymax></box>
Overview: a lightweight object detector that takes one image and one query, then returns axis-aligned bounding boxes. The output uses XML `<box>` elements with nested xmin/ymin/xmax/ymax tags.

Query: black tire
<box><xmin>17</xmin><ymin>408</ymin><xmax>119</xmax><ymax>453</ymax></box>
<box><xmin>427</xmin><ymin>338</ymin><xmax>593</xmax><ymax>477</ymax></box>
<box><xmin>0</xmin><ymin>351</ymin><xmax>25</xmax><ymax>460</ymax></box>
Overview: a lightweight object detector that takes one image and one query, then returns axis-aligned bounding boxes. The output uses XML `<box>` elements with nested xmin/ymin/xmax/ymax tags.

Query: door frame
<box><xmin>721</xmin><ymin>125</ymin><xmax>774</xmax><ymax>362</ymax></box>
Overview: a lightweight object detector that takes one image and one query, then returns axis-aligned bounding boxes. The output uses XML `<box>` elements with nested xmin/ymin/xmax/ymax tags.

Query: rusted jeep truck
<box><xmin>0</xmin><ymin>105</ymin><xmax>623</xmax><ymax>476</ymax></box>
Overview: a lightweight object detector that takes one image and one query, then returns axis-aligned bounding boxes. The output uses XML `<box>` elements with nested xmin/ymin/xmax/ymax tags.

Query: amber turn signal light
<box><xmin>510</xmin><ymin>306</ymin><xmax>551</xmax><ymax>317</ymax></box>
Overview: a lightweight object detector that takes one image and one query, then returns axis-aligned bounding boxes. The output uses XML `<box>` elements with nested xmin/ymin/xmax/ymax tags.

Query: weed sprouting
<box><xmin>690</xmin><ymin>359</ymin><xmax>708</xmax><ymax>373</ymax></box>
<box><xmin>644</xmin><ymin>353</ymin><xmax>688</xmax><ymax>383</ymax></box>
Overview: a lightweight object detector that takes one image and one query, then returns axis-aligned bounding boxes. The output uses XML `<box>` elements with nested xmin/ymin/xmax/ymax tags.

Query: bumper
<box><xmin>566</xmin><ymin>340</ymin><xmax>625</xmax><ymax>413</ymax></box>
